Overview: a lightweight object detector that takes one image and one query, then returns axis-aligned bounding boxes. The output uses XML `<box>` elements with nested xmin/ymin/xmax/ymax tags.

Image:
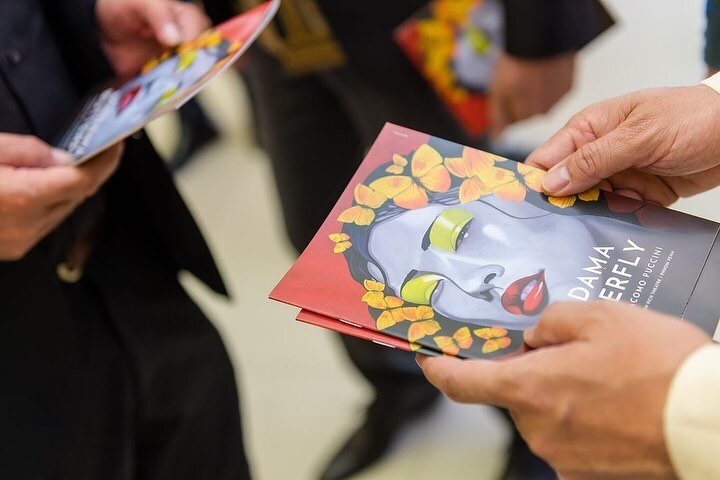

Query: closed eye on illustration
<box><xmin>421</xmin><ymin>207</ymin><xmax>474</xmax><ymax>252</ymax></box>
<box><xmin>400</xmin><ymin>270</ymin><xmax>443</xmax><ymax>306</ymax></box>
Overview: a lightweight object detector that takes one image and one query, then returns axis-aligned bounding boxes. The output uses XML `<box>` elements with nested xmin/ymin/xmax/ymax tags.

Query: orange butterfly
<box><xmin>547</xmin><ymin>186</ymin><xmax>601</xmax><ymax>209</ymax></box>
<box><xmin>445</xmin><ymin>147</ymin><xmax>525</xmax><ymax>203</ymax></box>
<box><xmin>408</xmin><ymin>319</ymin><xmax>441</xmax><ymax>343</ymax></box>
<box><xmin>517</xmin><ymin>163</ymin><xmax>545</xmax><ymax>193</ymax></box>
<box><xmin>369</xmin><ymin>144</ymin><xmax>451</xmax><ymax>210</ymax></box>
<box><xmin>329</xmin><ymin>233</ymin><xmax>352</xmax><ymax>253</ymax></box>
<box><xmin>474</xmin><ymin>327</ymin><xmax>512</xmax><ymax>354</ymax></box>
<box><xmin>434</xmin><ymin>327</ymin><xmax>474</xmax><ymax>356</ymax></box>
<box><xmin>338</xmin><ymin>184</ymin><xmax>387</xmax><ymax>226</ymax></box>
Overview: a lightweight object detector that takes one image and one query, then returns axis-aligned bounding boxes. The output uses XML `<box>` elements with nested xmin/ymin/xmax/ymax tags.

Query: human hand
<box><xmin>95</xmin><ymin>0</ymin><xmax>210</xmax><ymax>78</ymax></box>
<box><xmin>526</xmin><ymin>86</ymin><xmax>720</xmax><ymax>205</ymax></box>
<box><xmin>418</xmin><ymin>302</ymin><xmax>711</xmax><ymax>480</ymax></box>
<box><xmin>0</xmin><ymin>134</ymin><xmax>122</xmax><ymax>260</ymax></box>
<box><xmin>490</xmin><ymin>52</ymin><xmax>576</xmax><ymax>137</ymax></box>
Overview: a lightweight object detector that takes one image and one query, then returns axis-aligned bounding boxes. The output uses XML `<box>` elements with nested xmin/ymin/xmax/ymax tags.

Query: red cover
<box><xmin>296</xmin><ymin>310</ymin><xmax>439</xmax><ymax>356</ymax></box>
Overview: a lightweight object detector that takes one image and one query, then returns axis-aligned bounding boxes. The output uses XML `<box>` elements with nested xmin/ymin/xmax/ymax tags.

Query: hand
<box><xmin>0</xmin><ymin>134</ymin><xmax>122</xmax><ymax>260</ymax></box>
<box><xmin>490</xmin><ymin>52</ymin><xmax>576</xmax><ymax>137</ymax></box>
<box><xmin>526</xmin><ymin>86</ymin><xmax>720</xmax><ymax>205</ymax></box>
<box><xmin>95</xmin><ymin>0</ymin><xmax>210</xmax><ymax>78</ymax></box>
<box><xmin>418</xmin><ymin>302</ymin><xmax>711</xmax><ymax>480</ymax></box>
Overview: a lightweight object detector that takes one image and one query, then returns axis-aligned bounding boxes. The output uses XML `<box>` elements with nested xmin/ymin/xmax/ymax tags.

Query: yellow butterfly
<box><xmin>446</xmin><ymin>147</ymin><xmax>525</xmax><ymax>203</ymax></box>
<box><xmin>474</xmin><ymin>327</ymin><xmax>512</xmax><ymax>354</ymax></box>
<box><xmin>548</xmin><ymin>187</ymin><xmax>601</xmax><ymax>209</ymax></box>
<box><xmin>369</xmin><ymin>144</ymin><xmax>451</xmax><ymax>210</ymax></box>
<box><xmin>386</xmin><ymin>154</ymin><xmax>408</xmax><ymax>175</ymax></box>
<box><xmin>434</xmin><ymin>327</ymin><xmax>474</xmax><ymax>356</ymax></box>
<box><xmin>338</xmin><ymin>184</ymin><xmax>387</xmax><ymax>226</ymax></box>
<box><xmin>377</xmin><ymin>305</ymin><xmax>435</xmax><ymax>331</ymax></box>
<box><xmin>517</xmin><ymin>163</ymin><xmax>545</xmax><ymax>193</ymax></box>
<box><xmin>408</xmin><ymin>320</ymin><xmax>442</xmax><ymax>343</ymax></box>
<box><xmin>329</xmin><ymin>233</ymin><xmax>352</xmax><ymax>254</ymax></box>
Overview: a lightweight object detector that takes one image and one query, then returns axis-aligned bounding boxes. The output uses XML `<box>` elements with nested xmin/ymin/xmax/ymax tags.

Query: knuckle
<box><xmin>573</xmin><ymin>143</ymin><xmax>604</xmax><ymax>180</ymax></box>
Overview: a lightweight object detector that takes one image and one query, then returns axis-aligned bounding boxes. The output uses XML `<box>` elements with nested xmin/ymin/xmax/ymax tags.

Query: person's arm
<box><xmin>665</xmin><ymin>345</ymin><xmax>720</xmax><ymax>479</ymax></box>
<box><xmin>490</xmin><ymin>0</ymin><xmax>615</xmax><ymax>136</ymax></box>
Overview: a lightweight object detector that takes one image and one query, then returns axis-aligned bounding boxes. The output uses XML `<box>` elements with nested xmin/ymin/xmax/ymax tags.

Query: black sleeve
<box><xmin>201</xmin><ymin>0</ymin><xmax>238</xmax><ymax>24</ymax></box>
<box><xmin>41</xmin><ymin>0</ymin><xmax>114</xmax><ymax>90</ymax></box>
<box><xmin>502</xmin><ymin>0</ymin><xmax>615</xmax><ymax>59</ymax></box>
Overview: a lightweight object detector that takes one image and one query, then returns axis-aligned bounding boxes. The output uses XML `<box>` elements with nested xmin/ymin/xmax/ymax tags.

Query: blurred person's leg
<box><xmin>243</xmin><ymin>46</ymin><xmax>441</xmax><ymax>480</ymax></box>
<box><xmin>85</xmin><ymin>217</ymin><xmax>251</xmax><ymax>480</ymax></box>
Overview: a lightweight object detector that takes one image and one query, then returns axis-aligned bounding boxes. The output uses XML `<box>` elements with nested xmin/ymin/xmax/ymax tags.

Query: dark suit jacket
<box><xmin>0</xmin><ymin>0</ymin><xmax>227</xmax><ymax>476</ymax></box>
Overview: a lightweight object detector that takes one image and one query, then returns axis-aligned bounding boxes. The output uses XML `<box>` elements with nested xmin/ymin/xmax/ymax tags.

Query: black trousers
<box><xmin>2</xmin><ymin>223</ymin><xmax>251</xmax><ymax>480</ymax></box>
<box><xmin>243</xmin><ymin>46</ymin><xmax>485</xmax><ymax>392</ymax></box>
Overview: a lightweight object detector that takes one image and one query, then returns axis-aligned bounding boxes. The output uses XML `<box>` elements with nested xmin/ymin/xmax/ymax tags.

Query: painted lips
<box><xmin>118</xmin><ymin>85</ymin><xmax>141</xmax><ymax>113</ymax></box>
<box><xmin>501</xmin><ymin>270</ymin><xmax>548</xmax><ymax>316</ymax></box>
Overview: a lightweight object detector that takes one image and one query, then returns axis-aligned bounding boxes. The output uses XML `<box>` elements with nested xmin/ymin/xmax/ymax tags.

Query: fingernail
<box><xmin>542</xmin><ymin>165</ymin><xmax>570</xmax><ymax>193</ymax></box>
<box><xmin>51</xmin><ymin>148</ymin><xmax>74</xmax><ymax>166</ymax></box>
<box><xmin>161</xmin><ymin>23</ymin><xmax>182</xmax><ymax>45</ymax></box>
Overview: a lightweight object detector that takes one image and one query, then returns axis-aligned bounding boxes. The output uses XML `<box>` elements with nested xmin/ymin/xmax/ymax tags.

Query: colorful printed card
<box><xmin>394</xmin><ymin>0</ymin><xmax>503</xmax><ymax>137</ymax></box>
<box><xmin>271</xmin><ymin>123</ymin><xmax>720</xmax><ymax>359</ymax></box>
<box><xmin>57</xmin><ymin>0</ymin><xmax>279</xmax><ymax>164</ymax></box>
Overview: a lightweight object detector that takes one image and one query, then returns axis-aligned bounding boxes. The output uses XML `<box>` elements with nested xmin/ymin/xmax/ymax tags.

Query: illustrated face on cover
<box><xmin>331</xmin><ymin>140</ymin><xmax>618</xmax><ymax>354</ymax></box>
<box><xmin>92</xmin><ymin>31</ymin><xmax>240</xmax><ymax>150</ymax></box>
<box><xmin>453</xmin><ymin>0</ymin><xmax>503</xmax><ymax>91</ymax></box>
<box><xmin>367</xmin><ymin>196</ymin><xmax>595</xmax><ymax>330</ymax></box>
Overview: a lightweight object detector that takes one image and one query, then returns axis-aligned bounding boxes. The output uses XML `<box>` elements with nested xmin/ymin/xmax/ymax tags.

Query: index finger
<box><xmin>22</xmin><ymin>143</ymin><xmax>122</xmax><ymax>204</ymax></box>
<box><xmin>417</xmin><ymin>355</ymin><xmax>517</xmax><ymax>408</ymax></box>
<box><xmin>526</xmin><ymin>95</ymin><xmax>635</xmax><ymax>171</ymax></box>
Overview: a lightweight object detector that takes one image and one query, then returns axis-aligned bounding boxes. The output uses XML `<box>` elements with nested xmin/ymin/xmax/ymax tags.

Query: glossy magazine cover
<box><xmin>271</xmin><ymin>123</ymin><xmax>720</xmax><ymax>359</ymax></box>
<box><xmin>57</xmin><ymin>0</ymin><xmax>279</xmax><ymax>163</ymax></box>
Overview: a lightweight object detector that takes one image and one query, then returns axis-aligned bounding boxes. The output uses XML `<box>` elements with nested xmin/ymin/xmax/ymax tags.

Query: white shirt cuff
<box><xmin>664</xmin><ymin>344</ymin><xmax>720</xmax><ymax>480</ymax></box>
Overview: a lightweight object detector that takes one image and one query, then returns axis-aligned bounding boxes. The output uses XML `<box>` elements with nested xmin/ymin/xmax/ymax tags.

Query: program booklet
<box><xmin>394</xmin><ymin>0</ymin><xmax>613</xmax><ymax>137</ymax></box>
<box><xmin>56</xmin><ymin>0</ymin><xmax>279</xmax><ymax>164</ymax></box>
<box><xmin>271</xmin><ymin>123</ymin><xmax>720</xmax><ymax>360</ymax></box>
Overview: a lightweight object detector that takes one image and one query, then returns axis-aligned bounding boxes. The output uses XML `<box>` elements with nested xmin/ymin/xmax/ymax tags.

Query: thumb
<box><xmin>0</xmin><ymin>134</ymin><xmax>73</xmax><ymax>168</ymax></box>
<box><xmin>540</xmin><ymin>128</ymin><xmax>639</xmax><ymax>196</ymax></box>
<box><xmin>142</xmin><ymin>0</ymin><xmax>183</xmax><ymax>46</ymax></box>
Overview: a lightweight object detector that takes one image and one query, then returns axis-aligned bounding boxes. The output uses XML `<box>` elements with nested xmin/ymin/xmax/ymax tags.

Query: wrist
<box><xmin>701</xmin><ymin>71</ymin><xmax>720</xmax><ymax>95</ymax></box>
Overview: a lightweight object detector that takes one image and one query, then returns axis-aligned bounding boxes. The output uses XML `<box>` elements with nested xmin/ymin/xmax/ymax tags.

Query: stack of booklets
<box><xmin>271</xmin><ymin>123</ymin><xmax>720</xmax><ymax>359</ymax></box>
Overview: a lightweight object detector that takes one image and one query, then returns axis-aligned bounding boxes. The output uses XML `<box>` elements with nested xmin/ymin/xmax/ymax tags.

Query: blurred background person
<box><xmin>0</xmin><ymin>0</ymin><xmax>250</xmax><ymax>478</ymax></box>
<box><xmin>239</xmin><ymin>1</ymin><xmax>612</xmax><ymax>479</ymax></box>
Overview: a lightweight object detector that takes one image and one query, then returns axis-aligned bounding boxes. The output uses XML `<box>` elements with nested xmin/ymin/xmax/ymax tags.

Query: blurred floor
<box><xmin>146</xmin><ymin>1</ymin><xmax>718</xmax><ymax>478</ymax></box>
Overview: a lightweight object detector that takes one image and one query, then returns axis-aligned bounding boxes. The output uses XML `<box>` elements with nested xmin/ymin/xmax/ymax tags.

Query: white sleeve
<box><xmin>664</xmin><ymin>345</ymin><xmax>720</xmax><ymax>480</ymax></box>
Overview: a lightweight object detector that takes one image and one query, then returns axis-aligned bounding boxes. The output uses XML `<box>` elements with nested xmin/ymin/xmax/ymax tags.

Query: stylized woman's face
<box><xmin>367</xmin><ymin>196</ymin><xmax>594</xmax><ymax>329</ymax></box>
<box><xmin>86</xmin><ymin>47</ymin><xmax>227</xmax><ymax>155</ymax></box>
<box><xmin>115</xmin><ymin>47</ymin><xmax>223</xmax><ymax>121</ymax></box>
<box><xmin>453</xmin><ymin>0</ymin><xmax>503</xmax><ymax>90</ymax></box>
